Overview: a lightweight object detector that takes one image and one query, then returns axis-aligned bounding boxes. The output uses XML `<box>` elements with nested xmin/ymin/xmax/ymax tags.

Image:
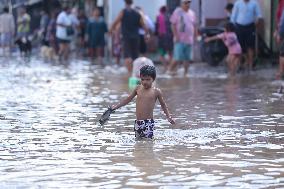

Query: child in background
<box><xmin>205</xmin><ymin>22</ymin><xmax>242</xmax><ymax>77</ymax></box>
<box><xmin>156</xmin><ymin>6</ymin><xmax>173</xmax><ymax>73</ymax></box>
<box><xmin>111</xmin><ymin>64</ymin><xmax>175</xmax><ymax>139</ymax></box>
<box><xmin>86</xmin><ymin>8</ymin><xmax>108</xmax><ymax>65</ymax></box>
<box><xmin>111</xmin><ymin>23</ymin><xmax>122</xmax><ymax>66</ymax></box>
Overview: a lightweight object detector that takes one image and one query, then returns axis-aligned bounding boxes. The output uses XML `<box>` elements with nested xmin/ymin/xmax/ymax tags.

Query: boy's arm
<box><xmin>111</xmin><ymin>86</ymin><xmax>138</xmax><ymax>110</ymax></box>
<box><xmin>157</xmin><ymin>89</ymin><xmax>175</xmax><ymax>125</ymax></box>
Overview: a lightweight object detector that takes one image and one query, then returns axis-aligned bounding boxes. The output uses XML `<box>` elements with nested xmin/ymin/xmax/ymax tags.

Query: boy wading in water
<box><xmin>111</xmin><ymin>65</ymin><xmax>175</xmax><ymax>139</ymax></box>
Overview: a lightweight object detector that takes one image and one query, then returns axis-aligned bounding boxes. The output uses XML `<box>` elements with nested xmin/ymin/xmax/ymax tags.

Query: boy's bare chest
<box><xmin>137</xmin><ymin>90</ymin><xmax>157</xmax><ymax>102</ymax></box>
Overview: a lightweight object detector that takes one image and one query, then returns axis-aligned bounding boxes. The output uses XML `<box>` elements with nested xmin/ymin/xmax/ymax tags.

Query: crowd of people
<box><xmin>0</xmin><ymin>0</ymin><xmax>284</xmax><ymax>80</ymax></box>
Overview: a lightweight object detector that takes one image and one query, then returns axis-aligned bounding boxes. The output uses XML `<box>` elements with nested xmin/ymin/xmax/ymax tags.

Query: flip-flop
<box><xmin>99</xmin><ymin>106</ymin><xmax>115</xmax><ymax>125</ymax></box>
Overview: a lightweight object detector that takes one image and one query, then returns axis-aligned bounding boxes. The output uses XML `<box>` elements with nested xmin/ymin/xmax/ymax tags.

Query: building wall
<box><xmin>201</xmin><ymin>0</ymin><xmax>227</xmax><ymax>26</ymax></box>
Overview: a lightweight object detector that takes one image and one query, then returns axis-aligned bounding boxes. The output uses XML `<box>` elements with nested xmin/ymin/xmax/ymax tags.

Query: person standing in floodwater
<box><xmin>77</xmin><ymin>9</ymin><xmax>88</xmax><ymax>57</ymax></box>
<box><xmin>56</xmin><ymin>6</ymin><xmax>73</xmax><ymax>61</ymax></box>
<box><xmin>168</xmin><ymin>0</ymin><xmax>197</xmax><ymax>77</ymax></box>
<box><xmin>111</xmin><ymin>23</ymin><xmax>122</xmax><ymax>66</ymax></box>
<box><xmin>0</xmin><ymin>7</ymin><xmax>15</xmax><ymax>57</ymax></box>
<box><xmin>16</xmin><ymin>7</ymin><xmax>31</xmax><ymax>38</ymax></box>
<box><xmin>230</xmin><ymin>0</ymin><xmax>262</xmax><ymax>72</ymax></box>
<box><xmin>86</xmin><ymin>8</ymin><xmax>108</xmax><ymax>65</ymax></box>
<box><xmin>110</xmin><ymin>0</ymin><xmax>149</xmax><ymax>75</ymax></box>
<box><xmin>46</xmin><ymin>11</ymin><xmax>59</xmax><ymax>54</ymax></box>
<box><xmin>135</xmin><ymin>6</ymin><xmax>155</xmax><ymax>56</ymax></box>
<box><xmin>156</xmin><ymin>6</ymin><xmax>173</xmax><ymax>73</ymax></box>
<box><xmin>111</xmin><ymin>64</ymin><xmax>175</xmax><ymax>139</ymax></box>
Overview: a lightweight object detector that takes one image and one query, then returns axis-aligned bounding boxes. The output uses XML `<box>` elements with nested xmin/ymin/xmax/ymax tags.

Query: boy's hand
<box><xmin>168</xmin><ymin>117</ymin><xmax>176</xmax><ymax>125</ymax></box>
<box><xmin>204</xmin><ymin>38</ymin><xmax>210</xmax><ymax>43</ymax></box>
<box><xmin>108</xmin><ymin>105</ymin><xmax>115</xmax><ymax>113</ymax></box>
<box><xmin>110</xmin><ymin>105</ymin><xmax>116</xmax><ymax>111</ymax></box>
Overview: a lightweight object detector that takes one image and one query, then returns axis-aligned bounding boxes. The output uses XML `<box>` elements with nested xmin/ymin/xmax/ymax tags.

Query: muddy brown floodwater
<box><xmin>0</xmin><ymin>58</ymin><xmax>283</xmax><ymax>188</ymax></box>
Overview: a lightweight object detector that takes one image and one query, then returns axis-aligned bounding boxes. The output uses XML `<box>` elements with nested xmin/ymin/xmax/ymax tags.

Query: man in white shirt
<box><xmin>56</xmin><ymin>6</ymin><xmax>72</xmax><ymax>61</ymax></box>
<box><xmin>0</xmin><ymin>7</ymin><xmax>15</xmax><ymax>56</ymax></box>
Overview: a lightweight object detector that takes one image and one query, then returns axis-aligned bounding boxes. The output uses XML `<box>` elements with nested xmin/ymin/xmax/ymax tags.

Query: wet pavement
<box><xmin>0</xmin><ymin>57</ymin><xmax>283</xmax><ymax>188</ymax></box>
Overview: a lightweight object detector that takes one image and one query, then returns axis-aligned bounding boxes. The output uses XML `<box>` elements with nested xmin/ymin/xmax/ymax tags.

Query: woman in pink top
<box><xmin>205</xmin><ymin>22</ymin><xmax>242</xmax><ymax>77</ymax></box>
<box><xmin>156</xmin><ymin>6</ymin><xmax>173</xmax><ymax>72</ymax></box>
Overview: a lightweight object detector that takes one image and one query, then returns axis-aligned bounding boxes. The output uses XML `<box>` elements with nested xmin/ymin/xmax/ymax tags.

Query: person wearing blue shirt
<box><xmin>231</xmin><ymin>0</ymin><xmax>262</xmax><ymax>71</ymax></box>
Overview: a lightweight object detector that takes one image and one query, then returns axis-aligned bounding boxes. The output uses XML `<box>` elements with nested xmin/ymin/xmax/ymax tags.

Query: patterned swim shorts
<box><xmin>134</xmin><ymin>119</ymin><xmax>155</xmax><ymax>139</ymax></box>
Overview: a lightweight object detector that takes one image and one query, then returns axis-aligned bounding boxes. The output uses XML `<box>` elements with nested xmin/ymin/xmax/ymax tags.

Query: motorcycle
<box><xmin>199</xmin><ymin>26</ymin><xmax>228</xmax><ymax>66</ymax></box>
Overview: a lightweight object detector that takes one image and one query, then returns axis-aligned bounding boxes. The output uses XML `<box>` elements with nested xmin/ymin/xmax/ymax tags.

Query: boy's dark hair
<box><xmin>225</xmin><ymin>3</ymin><xmax>234</xmax><ymax>11</ymax></box>
<box><xmin>140</xmin><ymin>65</ymin><xmax>156</xmax><ymax>80</ymax></box>
<box><xmin>225</xmin><ymin>22</ymin><xmax>235</xmax><ymax>32</ymax></box>
<box><xmin>3</xmin><ymin>7</ymin><xmax>9</xmax><ymax>13</ymax></box>
<box><xmin>124</xmin><ymin>0</ymin><xmax>133</xmax><ymax>5</ymax></box>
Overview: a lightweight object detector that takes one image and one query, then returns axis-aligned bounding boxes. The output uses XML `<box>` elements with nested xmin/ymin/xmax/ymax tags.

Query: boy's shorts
<box><xmin>123</xmin><ymin>37</ymin><xmax>139</xmax><ymax>60</ymax></box>
<box><xmin>134</xmin><ymin>119</ymin><xmax>155</xmax><ymax>139</ymax></box>
<box><xmin>173</xmin><ymin>42</ymin><xmax>192</xmax><ymax>61</ymax></box>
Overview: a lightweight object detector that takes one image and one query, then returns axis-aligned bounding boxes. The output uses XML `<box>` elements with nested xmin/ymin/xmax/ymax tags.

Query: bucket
<box><xmin>128</xmin><ymin>77</ymin><xmax>140</xmax><ymax>89</ymax></box>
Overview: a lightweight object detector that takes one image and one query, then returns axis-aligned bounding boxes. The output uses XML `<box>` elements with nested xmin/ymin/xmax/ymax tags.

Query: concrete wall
<box><xmin>201</xmin><ymin>0</ymin><xmax>227</xmax><ymax>26</ymax></box>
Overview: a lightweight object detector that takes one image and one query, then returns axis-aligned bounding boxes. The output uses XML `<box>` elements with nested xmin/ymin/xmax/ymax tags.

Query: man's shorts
<box><xmin>0</xmin><ymin>33</ymin><xmax>13</xmax><ymax>46</ymax></box>
<box><xmin>57</xmin><ymin>37</ymin><xmax>71</xmax><ymax>44</ymax></box>
<box><xmin>235</xmin><ymin>23</ymin><xmax>255</xmax><ymax>53</ymax></box>
<box><xmin>123</xmin><ymin>37</ymin><xmax>140</xmax><ymax>60</ymax></box>
<box><xmin>134</xmin><ymin>119</ymin><xmax>155</xmax><ymax>139</ymax></box>
<box><xmin>158</xmin><ymin>34</ymin><xmax>173</xmax><ymax>54</ymax></box>
<box><xmin>173</xmin><ymin>42</ymin><xmax>192</xmax><ymax>61</ymax></box>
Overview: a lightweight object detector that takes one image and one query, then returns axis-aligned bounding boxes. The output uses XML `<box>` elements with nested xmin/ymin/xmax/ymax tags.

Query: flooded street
<box><xmin>0</xmin><ymin>57</ymin><xmax>283</xmax><ymax>188</ymax></box>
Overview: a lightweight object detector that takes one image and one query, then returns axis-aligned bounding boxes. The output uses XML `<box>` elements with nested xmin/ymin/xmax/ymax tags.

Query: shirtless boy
<box><xmin>111</xmin><ymin>65</ymin><xmax>175</xmax><ymax>138</ymax></box>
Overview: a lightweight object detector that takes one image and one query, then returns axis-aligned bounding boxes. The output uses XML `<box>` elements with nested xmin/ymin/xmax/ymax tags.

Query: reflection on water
<box><xmin>0</xmin><ymin>57</ymin><xmax>283</xmax><ymax>188</ymax></box>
